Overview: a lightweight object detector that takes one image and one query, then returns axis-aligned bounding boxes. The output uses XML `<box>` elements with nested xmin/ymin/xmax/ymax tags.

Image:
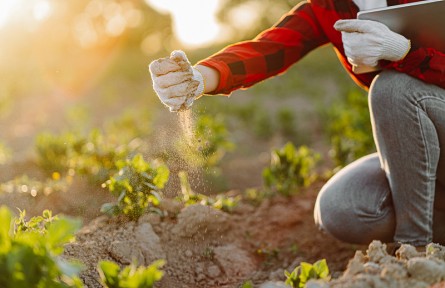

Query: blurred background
<box><xmin>0</xmin><ymin>0</ymin><xmax>374</xmax><ymax>219</ymax></box>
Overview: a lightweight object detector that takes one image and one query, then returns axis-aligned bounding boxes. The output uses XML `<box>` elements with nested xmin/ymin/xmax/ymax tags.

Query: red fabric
<box><xmin>198</xmin><ymin>0</ymin><xmax>445</xmax><ymax>95</ymax></box>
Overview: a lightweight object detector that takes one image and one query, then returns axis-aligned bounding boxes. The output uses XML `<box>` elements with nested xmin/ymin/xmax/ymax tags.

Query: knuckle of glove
<box><xmin>149</xmin><ymin>58</ymin><xmax>180</xmax><ymax>76</ymax></box>
<box><xmin>155</xmin><ymin>71</ymin><xmax>193</xmax><ymax>89</ymax></box>
<box><xmin>157</xmin><ymin>82</ymin><xmax>190</xmax><ymax>99</ymax></box>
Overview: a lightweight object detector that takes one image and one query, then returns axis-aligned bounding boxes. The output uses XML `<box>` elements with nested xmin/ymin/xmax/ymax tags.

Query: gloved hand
<box><xmin>334</xmin><ymin>19</ymin><xmax>411</xmax><ymax>68</ymax></box>
<box><xmin>149</xmin><ymin>50</ymin><xmax>205</xmax><ymax>112</ymax></box>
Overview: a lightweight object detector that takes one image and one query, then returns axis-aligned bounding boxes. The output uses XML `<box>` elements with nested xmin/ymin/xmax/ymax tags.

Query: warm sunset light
<box><xmin>0</xmin><ymin>0</ymin><xmax>18</xmax><ymax>27</ymax></box>
<box><xmin>146</xmin><ymin>0</ymin><xmax>222</xmax><ymax>47</ymax></box>
<box><xmin>0</xmin><ymin>0</ymin><xmax>52</xmax><ymax>28</ymax></box>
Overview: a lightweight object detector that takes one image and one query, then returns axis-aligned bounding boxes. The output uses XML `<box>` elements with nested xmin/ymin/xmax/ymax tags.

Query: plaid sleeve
<box><xmin>197</xmin><ymin>1</ymin><xmax>329</xmax><ymax>95</ymax></box>
<box><xmin>381</xmin><ymin>47</ymin><xmax>445</xmax><ymax>89</ymax></box>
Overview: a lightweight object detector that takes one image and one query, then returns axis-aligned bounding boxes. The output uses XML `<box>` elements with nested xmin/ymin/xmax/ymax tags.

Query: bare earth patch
<box><xmin>62</xmin><ymin>183</ymin><xmax>360</xmax><ymax>287</ymax></box>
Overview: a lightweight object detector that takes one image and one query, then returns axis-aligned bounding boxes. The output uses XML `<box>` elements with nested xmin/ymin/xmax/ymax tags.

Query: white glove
<box><xmin>334</xmin><ymin>19</ymin><xmax>411</xmax><ymax>69</ymax></box>
<box><xmin>149</xmin><ymin>50</ymin><xmax>205</xmax><ymax>112</ymax></box>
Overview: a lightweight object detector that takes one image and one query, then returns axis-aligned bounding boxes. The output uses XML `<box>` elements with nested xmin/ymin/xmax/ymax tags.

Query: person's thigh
<box><xmin>314</xmin><ymin>153</ymin><xmax>395</xmax><ymax>244</ymax></box>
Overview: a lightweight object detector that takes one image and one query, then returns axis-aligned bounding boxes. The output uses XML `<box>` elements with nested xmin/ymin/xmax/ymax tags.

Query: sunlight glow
<box><xmin>0</xmin><ymin>0</ymin><xmax>52</xmax><ymax>28</ymax></box>
<box><xmin>33</xmin><ymin>1</ymin><xmax>51</xmax><ymax>21</ymax></box>
<box><xmin>73</xmin><ymin>0</ymin><xmax>143</xmax><ymax>48</ymax></box>
<box><xmin>146</xmin><ymin>0</ymin><xmax>222</xmax><ymax>47</ymax></box>
<box><xmin>0</xmin><ymin>0</ymin><xmax>18</xmax><ymax>27</ymax></box>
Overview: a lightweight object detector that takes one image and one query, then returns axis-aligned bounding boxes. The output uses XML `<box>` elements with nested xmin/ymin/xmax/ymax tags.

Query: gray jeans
<box><xmin>314</xmin><ymin>70</ymin><xmax>445</xmax><ymax>246</ymax></box>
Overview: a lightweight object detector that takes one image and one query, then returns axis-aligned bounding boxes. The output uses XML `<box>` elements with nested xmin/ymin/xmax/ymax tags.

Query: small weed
<box><xmin>240</xmin><ymin>280</ymin><xmax>254</xmax><ymax>288</ymax></box>
<box><xmin>289</xmin><ymin>243</ymin><xmax>299</xmax><ymax>255</ymax></box>
<box><xmin>324</xmin><ymin>89</ymin><xmax>375</xmax><ymax>167</ymax></box>
<box><xmin>178</xmin><ymin>171</ymin><xmax>240</xmax><ymax>213</ymax></box>
<box><xmin>101</xmin><ymin>154</ymin><xmax>169</xmax><ymax>221</ymax></box>
<box><xmin>242</xmin><ymin>188</ymin><xmax>272</xmax><ymax>206</ymax></box>
<box><xmin>35</xmin><ymin>129</ymin><xmax>130</xmax><ymax>183</ymax></box>
<box><xmin>285</xmin><ymin>259</ymin><xmax>330</xmax><ymax>288</ymax></box>
<box><xmin>14</xmin><ymin>209</ymin><xmax>57</xmax><ymax>234</ymax></box>
<box><xmin>98</xmin><ymin>259</ymin><xmax>165</xmax><ymax>288</ymax></box>
<box><xmin>202</xmin><ymin>247</ymin><xmax>215</xmax><ymax>260</ymax></box>
<box><xmin>263</xmin><ymin>143</ymin><xmax>320</xmax><ymax>196</ymax></box>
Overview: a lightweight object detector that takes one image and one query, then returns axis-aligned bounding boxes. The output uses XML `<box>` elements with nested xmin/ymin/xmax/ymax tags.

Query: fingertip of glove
<box><xmin>333</xmin><ymin>19</ymin><xmax>347</xmax><ymax>30</ymax></box>
<box><xmin>171</xmin><ymin>50</ymin><xmax>188</xmax><ymax>62</ymax></box>
<box><xmin>148</xmin><ymin>60</ymin><xmax>156</xmax><ymax>73</ymax></box>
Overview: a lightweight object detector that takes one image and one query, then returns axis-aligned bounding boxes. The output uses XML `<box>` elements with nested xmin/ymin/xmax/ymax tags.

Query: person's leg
<box><xmin>314</xmin><ymin>153</ymin><xmax>395</xmax><ymax>244</ymax></box>
<box><xmin>369</xmin><ymin>70</ymin><xmax>445</xmax><ymax>246</ymax></box>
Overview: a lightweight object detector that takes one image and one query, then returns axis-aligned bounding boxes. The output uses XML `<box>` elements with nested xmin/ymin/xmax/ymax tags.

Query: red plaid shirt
<box><xmin>198</xmin><ymin>0</ymin><xmax>445</xmax><ymax>95</ymax></box>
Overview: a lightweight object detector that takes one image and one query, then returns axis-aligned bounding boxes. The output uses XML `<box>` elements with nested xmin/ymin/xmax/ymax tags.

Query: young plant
<box><xmin>263</xmin><ymin>143</ymin><xmax>320</xmax><ymax>196</ymax></box>
<box><xmin>98</xmin><ymin>259</ymin><xmax>165</xmax><ymax>288</ymax></box>
<box><xmin>324</xmin><ymin>89</ymin><xmax>375</xmax><ymax>167</ymax></box>
<box><xmin>14</xmin><ymin>209</ymin><xmax>57</xmax><ymax>234</ymax></box>
<box><xmin>0</xmin><ymin>206</ymin><xmax>83</xmax><ymax>288</ymax></box>
<box><xmin>240</xmin><ymin>280</ymin><xmax>254</xmax><ymax>288</ymax></box>
<box><xmin>101</xmin><ymin>154</ymin><xmax>169</xmax><ymax>220</ymax></box>
<box><xmin>178</xmin><ymin>171</ymin><xmax>240</xmax><ymax>213</ymax></box>
<box><xmin>35</xmin><ymin>129</ymin><xmax>130</xmax><ymax>184</ymax></box>
<box><xmin>285</xmin><ymin>259</ymin><xmax>330</xmax><ymax>288</ymax></box>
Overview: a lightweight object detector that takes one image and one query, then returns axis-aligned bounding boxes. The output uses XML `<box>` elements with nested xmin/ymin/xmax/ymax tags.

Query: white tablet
<box><xmin>357</xmin><ymin>0</ymin><xmax>445</xmax><ymax>52</ymax></box>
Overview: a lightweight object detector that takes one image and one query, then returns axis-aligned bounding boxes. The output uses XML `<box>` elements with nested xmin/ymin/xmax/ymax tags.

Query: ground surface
<box><xmin>0</xmin><ymin>171</ymin><xmax>360</xmax><ymax>287</ymax></box>
<box><xmin>0</xmin><ymin>88</ymin><xmax>361</xmax><ymax>287</ymax></box>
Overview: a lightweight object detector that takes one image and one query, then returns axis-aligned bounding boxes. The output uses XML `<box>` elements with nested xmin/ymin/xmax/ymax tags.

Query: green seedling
<box><xmin>15</xmin><ymin>209</ymin><xmax>57</xmax><ymax>234</ymax></box>
<box><xmin>101</xmin><ymin>154</ymin><xmax>169</xmax><ymax>220</ymax></box>
<box><xmin>178</xmin><ymin>171</ymin><xmax>240</xmax><ymax>213</ymax></box>
<box><xmin>98</xmin><ymin>259</ymin><xmax>165</xmax><ymax>288</ymax></box>
<box><xmin>285</xmin><ymin>259</ymin><xmax>330</xmax><ymax>288</ymax></box>
<box><xmin>263</xmin><ymin>143</ymin><xmax>320</xmax><ymax>196</ymax></box>
<box><xmin>240</xmin><ymin>280</ymin><xmax>254</xmax><ymax>288</ymax></box>
<box><xmin>0</xmin><ymin>206</ymin><xmax>83</xmax><ymax>288</ymax></box>
<box><xmin>324</xmin><ymin>89</ymin><xmax>375</xmax><ymax>167</ymax></box>
<box><xmin>35</xmin><ymin>129</ymin><xmax>130</xmax><ymax>184</ymax></box>
<box><xmin>242</xmin><ymin>188</ymin><xmax>272</xmax><ymax>206</ymax></box>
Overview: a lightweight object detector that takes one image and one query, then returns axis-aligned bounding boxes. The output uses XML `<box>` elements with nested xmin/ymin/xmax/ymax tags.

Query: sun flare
<box><xmin>0</xmin><ymin>0</ymin><xmax>52</xmax><ymax>28</ymax></box>
<box><xmin>146</xmin><ymin>0</ymin><xmax>222</xmax><ymax>47</ymax></box>
<box><xmin>0</xmin><ymin>0</ymin><xmax>17</xmax><ymax>27</ymax></box>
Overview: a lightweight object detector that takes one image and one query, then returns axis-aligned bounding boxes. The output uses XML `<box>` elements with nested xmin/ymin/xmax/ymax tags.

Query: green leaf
<box><xmin>241</xmin><ymin>280</ymin><xmax>254</xmax><ymax>288</ymax></box>
<box><xmin>0</xmin><ymin>206</ymin><xmax>12</xmax><ymax>253</ymax></box>
<box><xmin>46</xmin><ymin>217</ymin><xmax>82</xmax><ymax>253</ymax></box>
<box><xmin>313</xmin><ymin>259</ymin><xmax>330</xmax><ymax>279</ymax></box>
<box><xmin>98</xmin><ymin>260</ymin><xmax>120</xmax><ymax>288</ymax></box>
<box><xmin>153</xmin><ymin>165</ymin><xmax>169</xmax><ymax>189</ymax></box>
<box><xmin>299</xmin><ymin>262</ymin><xmax>316</xmax><ymax>287</ymax></box>
<box><xmin>100</xmin><ymin>203</ymin><xmax>121</xmax><ymax>216</ymax></box>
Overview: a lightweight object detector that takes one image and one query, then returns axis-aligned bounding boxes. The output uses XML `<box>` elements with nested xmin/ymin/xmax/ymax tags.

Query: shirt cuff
<box><xmin>196</xmin><ymin>59</ymin><xmax>233</xmax><ymax>95</ymax></box>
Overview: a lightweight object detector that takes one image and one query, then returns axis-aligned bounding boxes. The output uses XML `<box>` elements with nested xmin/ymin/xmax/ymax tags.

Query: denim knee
<box><xmin>314</xmin><ymin>154</ymin><xmax>395</xmax><ymax>244</ymax></box>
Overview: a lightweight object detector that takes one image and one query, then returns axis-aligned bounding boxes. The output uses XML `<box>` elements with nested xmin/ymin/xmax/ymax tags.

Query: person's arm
<box><xmin>194</xmin><ymin>64</ymin><xmax>220</xmax><ymax>94</ymax></box>
<box><xmin>197</xmin><ymin>1</ymin><xmax>329</xmax><ymax>95</ymax></box>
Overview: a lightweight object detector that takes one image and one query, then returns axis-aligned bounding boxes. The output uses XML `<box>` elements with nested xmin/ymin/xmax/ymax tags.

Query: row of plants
<box><xmin>196</xmin><ymin>99</ymin><xmax>303</xmax><ymax>143</ymax></box>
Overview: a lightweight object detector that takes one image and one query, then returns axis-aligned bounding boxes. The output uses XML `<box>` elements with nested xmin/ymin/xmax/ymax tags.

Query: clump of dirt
<box><xmin>63</xmin><ymin>184</ymin><xmax>359</xmax><ymax>288</ymax></box>
<box><xmin>306</xmin><ymin>241</ymin><xmax>445</xmax><ymax>288</ymax></box>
